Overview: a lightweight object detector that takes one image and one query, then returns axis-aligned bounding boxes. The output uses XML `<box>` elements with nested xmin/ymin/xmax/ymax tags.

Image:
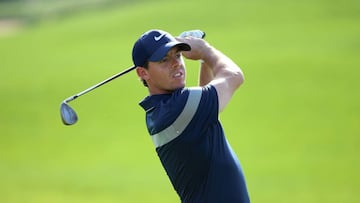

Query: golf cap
<box><xmin>132</xmin><ymin>29</ymin><xmax>191</xmax><ymax>67</ymax></box>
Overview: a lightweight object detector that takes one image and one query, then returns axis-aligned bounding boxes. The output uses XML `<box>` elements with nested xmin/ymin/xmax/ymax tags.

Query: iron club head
<box><xmin>60</xmin><ymin>102</ymin><xmax>78</xmax><ymax>125</ymax></box>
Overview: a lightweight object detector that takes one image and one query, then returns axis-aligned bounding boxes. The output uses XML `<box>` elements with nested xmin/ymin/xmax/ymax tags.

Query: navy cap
<box><xmin>132</xmin><ymin>30</ymin><xmax>191</xmax><ymax>67</ymax></box>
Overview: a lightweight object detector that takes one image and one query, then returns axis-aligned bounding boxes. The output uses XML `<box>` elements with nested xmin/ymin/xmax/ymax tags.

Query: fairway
<box><xmin>0</xmin><ymin>0</ymin><xmax>359</xmax><ymax>202</ymax></box>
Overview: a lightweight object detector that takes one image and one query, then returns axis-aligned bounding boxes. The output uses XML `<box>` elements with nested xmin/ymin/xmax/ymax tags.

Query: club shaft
<box><xmin>64</xmin><ymin>66</ymin><xmax>136</xmax><ymax>103</ymax></box>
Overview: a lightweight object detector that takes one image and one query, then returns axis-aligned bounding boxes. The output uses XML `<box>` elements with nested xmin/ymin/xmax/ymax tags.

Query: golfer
<box><xmin>132</xmin><ymin>29</ymin><xmax>250</xmax><ymax>203</ymax></box>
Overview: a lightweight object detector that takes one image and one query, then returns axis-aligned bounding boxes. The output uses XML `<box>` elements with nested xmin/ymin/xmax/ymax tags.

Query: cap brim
<box><xmin>148</xmin><ymin>42</ymin><xmax>191</xmax><ymax>62</ymax></box>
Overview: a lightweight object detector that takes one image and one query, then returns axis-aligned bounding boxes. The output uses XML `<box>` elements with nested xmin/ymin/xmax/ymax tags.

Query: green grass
<box><xmin>1</xmin><ymin>0</ymin><xmax>359</xmax><ymax>202</ymax></box>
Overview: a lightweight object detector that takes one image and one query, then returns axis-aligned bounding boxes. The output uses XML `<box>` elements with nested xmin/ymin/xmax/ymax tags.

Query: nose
<box><xmin>170</xmin><ymin>56</ymin><xmax>181</xmax><ymax>69</ymax></box>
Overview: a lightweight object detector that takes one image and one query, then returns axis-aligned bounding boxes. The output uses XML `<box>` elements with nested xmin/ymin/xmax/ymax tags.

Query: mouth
<box><xmin>173</xmin><ymin>72</ymin><xmax>184</xmax><ymax>78</ymax></box>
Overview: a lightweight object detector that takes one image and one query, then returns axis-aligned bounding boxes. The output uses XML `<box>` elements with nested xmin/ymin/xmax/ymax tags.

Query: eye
<box><xmin>176</xmin><ymin>52</ymin><xmax>181</xmax><ymax>58</ymax></box>
<box><xmin>160</xmin><ymin>57</ymin><xmax>168</xmax><ymax>63</ymax></box>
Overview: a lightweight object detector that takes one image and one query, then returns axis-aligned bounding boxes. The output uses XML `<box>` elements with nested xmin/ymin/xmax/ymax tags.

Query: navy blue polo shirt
<box><xmin>139</xmin><ymin>85</ymin><xmax>249</xmax><ymax>203</ymax></box>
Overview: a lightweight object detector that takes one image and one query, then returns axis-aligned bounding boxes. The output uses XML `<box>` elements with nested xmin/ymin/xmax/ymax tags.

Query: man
<box><xmin>132</xmin><ymin>29</ymin><xmax>250</xmax><ymax>203</ymax></box>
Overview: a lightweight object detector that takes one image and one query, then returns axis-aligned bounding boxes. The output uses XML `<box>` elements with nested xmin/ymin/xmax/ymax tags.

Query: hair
<box><xmin>141</xmin><ymin>61</ymin><xmax>149</xmax><ymax>87</ymax></box>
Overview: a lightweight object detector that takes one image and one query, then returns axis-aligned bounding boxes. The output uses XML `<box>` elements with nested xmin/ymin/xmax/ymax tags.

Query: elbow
<box><xmin>239</xmin><ymin>71</ymin><xmax>245</xmax><ymax>86</ymax></box>
<box><xmin>234</xmin><ymin>69</ymin><xmax>245</xmax><ymax>88</ymax></box>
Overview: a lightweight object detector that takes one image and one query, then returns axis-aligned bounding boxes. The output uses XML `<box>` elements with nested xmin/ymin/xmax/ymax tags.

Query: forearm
<box><xmin>198</xmin><ymin>61</ymin><xmax>214</xmax><ymax>86</ymax></box>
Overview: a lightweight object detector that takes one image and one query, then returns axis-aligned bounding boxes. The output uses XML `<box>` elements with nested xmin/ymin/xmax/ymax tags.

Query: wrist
<box><xmin>200</xmin><ymin>46</ymin><xmax>218</xmax><ymax>65</ymax></box>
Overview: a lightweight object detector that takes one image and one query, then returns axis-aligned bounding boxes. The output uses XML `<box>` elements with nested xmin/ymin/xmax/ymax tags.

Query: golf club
<box><xmin>60</xmin><ymin>30</ymin><xmax>205</xmax><ymax>125</ymax></box>
<box><xmin>60</xmin><ymin>66</ymin><xmax>136</xmax><ymax>125</ymax></box>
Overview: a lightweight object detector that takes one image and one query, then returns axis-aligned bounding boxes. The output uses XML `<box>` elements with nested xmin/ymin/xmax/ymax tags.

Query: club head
<box><xmin>60</xmin><ymin>102</ymin><xmax>78</xmax><ymax>125</ymax></box>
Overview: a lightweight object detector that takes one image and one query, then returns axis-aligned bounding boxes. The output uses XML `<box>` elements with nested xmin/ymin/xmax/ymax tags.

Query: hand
<box><xmin>176</xmin><ymin>37</ymin><xmax>212</xmax><ymax>61</ymax></box>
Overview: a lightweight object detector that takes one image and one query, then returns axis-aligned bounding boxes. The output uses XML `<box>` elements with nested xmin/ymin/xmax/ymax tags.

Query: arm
<box><xmin>203</xmin><ymin>46</ymin><xmax>244</xmax><ymax>112</ymax></box>
<box><xmin>177</xmin><ymin>37</ymin><xmax>244</xmax><ymax>112</ymax></box>
<box><xmin>198</xmin><ymin>61</ymin><xmax>214</xmax><ymax>86</ymax></box>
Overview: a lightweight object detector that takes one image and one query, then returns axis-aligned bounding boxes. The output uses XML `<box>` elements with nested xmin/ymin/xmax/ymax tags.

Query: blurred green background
<box><xmin>0</xmin><ymin>0</ymin><xmax>359</xmax><ymax>202</ymax></box>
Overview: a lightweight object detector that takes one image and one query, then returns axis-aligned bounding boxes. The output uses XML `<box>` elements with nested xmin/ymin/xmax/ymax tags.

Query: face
<box><xmin>137</xmin><ymin>47</ymin><xmax>186</xmax><ymax>95</ymax></box>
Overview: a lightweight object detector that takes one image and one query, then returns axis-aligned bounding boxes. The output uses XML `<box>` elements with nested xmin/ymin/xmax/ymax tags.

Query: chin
<box><xmin>172</xmin><ymin>83</ymin><xmax>185</xmax><ymax>91</ymax></box>
<box><xmin>178</xmin><ymin>81</ymin><xmax>186</xmax><ymax>88</ymax></box>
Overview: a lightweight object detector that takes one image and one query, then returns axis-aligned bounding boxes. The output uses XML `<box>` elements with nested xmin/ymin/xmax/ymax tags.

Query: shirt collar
<box><xmin>139</xmin><ymin>94</ymin><xmax>171</xmax><ymax>112</ymax></box>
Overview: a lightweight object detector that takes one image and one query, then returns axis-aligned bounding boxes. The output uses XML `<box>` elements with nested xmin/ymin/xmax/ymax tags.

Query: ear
<box><xmin>136</xmin><ymin>67</ymin><xmax>149</xmax><ymax>80</ymax></box>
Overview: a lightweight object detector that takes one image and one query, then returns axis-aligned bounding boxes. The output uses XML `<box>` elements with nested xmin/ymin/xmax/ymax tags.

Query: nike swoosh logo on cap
<box><xmin>154</xmin><ymin>33</ymin><xmax>166</xmax><ymax>41</ymax></box>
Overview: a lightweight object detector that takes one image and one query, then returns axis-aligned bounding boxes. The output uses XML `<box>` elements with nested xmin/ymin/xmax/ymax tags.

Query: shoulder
<box><xmin>171</xmin><ymin>86</ymin><xmax>218</xmax><ymax>110</ymax></box>
<box><xmin>178</xmin><ymin>85</ymin><xmax>217</xmax><ymax>100</ymax></box>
